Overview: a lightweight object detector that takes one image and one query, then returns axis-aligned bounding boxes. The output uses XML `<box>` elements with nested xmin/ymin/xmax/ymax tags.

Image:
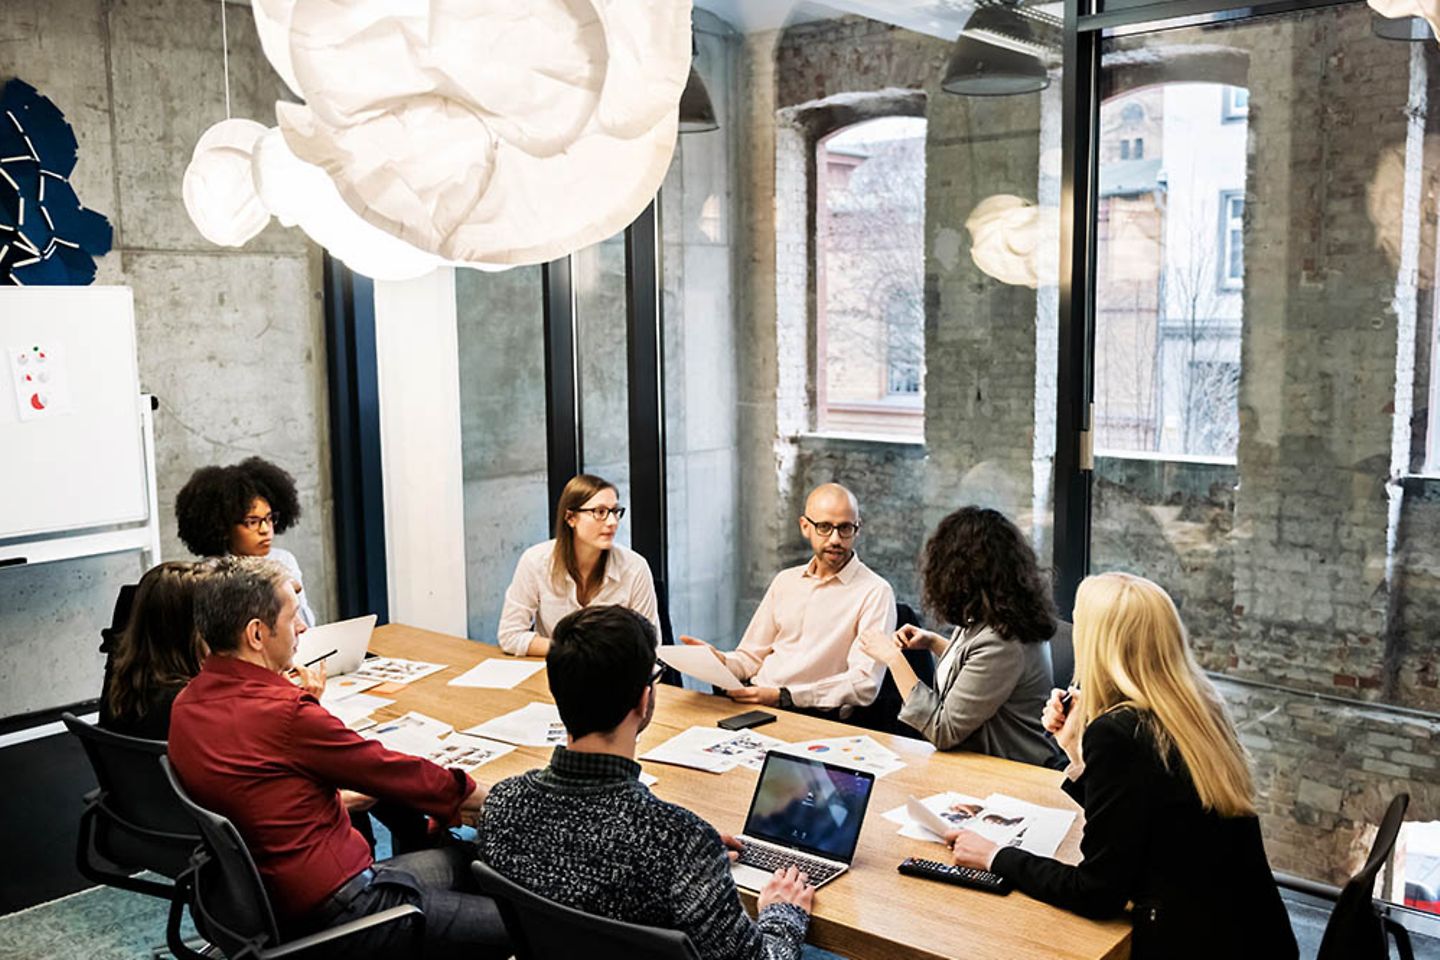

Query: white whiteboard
<box><xmin>0</xmin><ymin>287</ymin><xmax>149</xmax><ymax>540</ymax></box>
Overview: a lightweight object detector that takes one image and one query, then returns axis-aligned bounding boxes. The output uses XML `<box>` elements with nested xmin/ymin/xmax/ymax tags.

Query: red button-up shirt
<box><xmin>168</xmin><ymin>655</ymin><xmax>475</xmax><ymax>921</ymax></box>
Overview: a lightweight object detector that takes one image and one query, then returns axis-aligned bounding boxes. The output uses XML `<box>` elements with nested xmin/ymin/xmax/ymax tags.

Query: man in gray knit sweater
<box><xmin>476</xmin><ymin>605</ymin><xmax>817</xmax><ymax>960</ymax></box>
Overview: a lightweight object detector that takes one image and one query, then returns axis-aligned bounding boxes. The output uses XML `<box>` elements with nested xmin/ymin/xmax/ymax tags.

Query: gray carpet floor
<box><xmin>3</xmin><ymin>882</ymin><xmax>1438</xmax><ymax>959</ymax></box>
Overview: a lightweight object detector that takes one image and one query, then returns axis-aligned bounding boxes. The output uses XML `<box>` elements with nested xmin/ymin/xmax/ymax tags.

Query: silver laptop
<box><xmin>731</xmin><ymin>751</ymin><xmax>876</xmax><ymax>892</ymax></box>
<box><xmin>294</xmin><ymin>614</ymin><xmax>377</xmax><ymax>676</ymax></box>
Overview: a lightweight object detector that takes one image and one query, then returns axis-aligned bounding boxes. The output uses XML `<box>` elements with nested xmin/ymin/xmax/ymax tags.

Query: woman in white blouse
<box><xmin>497</xmin><ymin>474</ymin><xmax>661</xmax><ymax>657</ymax></box>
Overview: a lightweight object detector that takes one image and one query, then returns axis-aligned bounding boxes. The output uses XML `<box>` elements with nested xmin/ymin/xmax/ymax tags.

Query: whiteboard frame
<box><xmin>0</xmin><ymin>394</ymin><xmax>161</xmax><ymax>570</ymax></box>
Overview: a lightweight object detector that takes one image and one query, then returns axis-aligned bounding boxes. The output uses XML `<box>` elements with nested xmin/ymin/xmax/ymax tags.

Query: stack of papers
<box><xmin>465</xmin><ymin>702</ymin><xmax>568</xmax><ymax>747</ymax></box>
<box><xmin>448</xmin><ymin>659</ymin><xmax>544</xmax><ymax>689</ymax></box>
<box><xmin>325</xmin><ymin>692</ymin><xmax>394</xmax><ymax>730</ymax></box>
<box><xmin>351</xmin><ymin>657</ymin><xmax>448</xmax><ymax>685</ymax></box>
<box><xmin>640</xmin><ymin>726</ymin><xmax>788</xmax><ymax>773</ymax></box>
<box><xmin>883</xmin><ymin>791</ymin><xmax>1077</xmax><ymax>857</ymax></box>
<box><xmin>322</xmin><ymin>675</ymin><xmax>381</xmax><ymax>701</ymax></box>
<box><xmin>775</xmin><ymin>735</ymin><xmax>905</xmax><ymax>778</ymax></box>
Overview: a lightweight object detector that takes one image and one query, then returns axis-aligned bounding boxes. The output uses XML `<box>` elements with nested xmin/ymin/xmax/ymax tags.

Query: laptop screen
<box><xmin>742</xmin><ymin>751</ymin><xmax>875</xmax><ymax>863</ymax></box>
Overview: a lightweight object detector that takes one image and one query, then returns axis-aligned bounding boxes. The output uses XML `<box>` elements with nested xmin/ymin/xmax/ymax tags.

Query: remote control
<box><xmin>897</xmin><ymin>857</ymin><xmax>1012</xmax><ymax>894</ymax></box>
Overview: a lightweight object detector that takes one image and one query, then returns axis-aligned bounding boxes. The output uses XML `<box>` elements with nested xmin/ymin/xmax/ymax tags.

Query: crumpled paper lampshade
<box><xmin>256</xmin><ymin>0</ymin><xmax>691</xmax><ymax>267</ymax></box>
<box><xmin>182</xmin><ymin>118</ymin><xmax>273</xmax><ymax>248</ymax></box>
<box><xmin>965</xmin><ymin>194</ymin><xmax>1058</xmax><ymax>288</ymax></box>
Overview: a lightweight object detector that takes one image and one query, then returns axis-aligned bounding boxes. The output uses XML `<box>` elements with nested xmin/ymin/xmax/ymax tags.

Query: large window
<box><xmin>1094</xmin><ymin>83</ymin><xmax>1246</xmax><ymax>459</ymax></box>
<box><xmin>816</xmin><ymin>116</ymin><xmax>926</xmax><ymax>439</ymax></box>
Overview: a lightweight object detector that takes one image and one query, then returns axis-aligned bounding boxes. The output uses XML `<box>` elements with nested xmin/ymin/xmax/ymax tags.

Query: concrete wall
<box><xmin>0</xmin><ymin>0</ymin><xmax>331</xmax><ymax>718</ymax></box>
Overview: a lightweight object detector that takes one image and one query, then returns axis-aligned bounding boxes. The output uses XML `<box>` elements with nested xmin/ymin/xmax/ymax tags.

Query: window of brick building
<box><xmin>816</xmin><ymin>115</ymin><xmax>926</xmax><ymax>440</ymax></box>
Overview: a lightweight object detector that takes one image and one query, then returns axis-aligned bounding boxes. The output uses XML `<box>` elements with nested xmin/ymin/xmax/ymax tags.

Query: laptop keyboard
<box><xmin>737</xmin><ymin>843</ymin><xmax>845</xmax><ymax>885</ymax></box>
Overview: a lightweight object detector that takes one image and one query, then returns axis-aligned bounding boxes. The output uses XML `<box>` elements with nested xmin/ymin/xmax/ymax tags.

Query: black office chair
<box><xmin>1316</xmin><ymin>793</ymin><xmax>1414</xmax><ymax>960</ymax></box>
<box><xmin>472</xmin><ymin>860</ymin><xmax>701</xmax><ymax>960</ymax></box>
<box><xmin>848</xmin><ymin>602</ymin><xmax>935</xmax><ymax>739</ymax></box>
<box><xmin>62</xmin><ymin>712</ymin><xmax>200</xmax><ymax>899</ymax></box>
<box><xmin>159</xmin><ymin>757</ymin><xmax>423</xmax><ymax>960</ymax></box>
<box><xmin>1049</xmin><ymin>619</ymin><xmax>1074</xmax><ymax>691</ymax></box>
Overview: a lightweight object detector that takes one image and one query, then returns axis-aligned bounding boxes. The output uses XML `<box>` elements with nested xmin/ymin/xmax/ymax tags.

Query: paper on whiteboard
<box><xmin>8</xmin><ymin>342</ymin><xmax>73</xmax><ymax>421</ymax></box>
<box><xmin>448</xmin><ymin>659</ymin><xmax>544</xmax><ymax>689</ymax></box>
<box><xmin>656</xmin><ymin>645</ymin><xmax>745</xmax><ymax>691</ymax></box>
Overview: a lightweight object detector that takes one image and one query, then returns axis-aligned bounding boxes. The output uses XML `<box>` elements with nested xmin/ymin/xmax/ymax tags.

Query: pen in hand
<box><xmin>296</xmin><ymin>649</ymin><xmax>337</xmax><ymax>670</ymax></box>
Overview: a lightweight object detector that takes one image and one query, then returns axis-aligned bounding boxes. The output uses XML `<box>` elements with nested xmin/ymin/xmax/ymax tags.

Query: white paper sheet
<box><xmin>424</xmin><ymin>733</ymin><xmax>516</xmax><ymax>770</ymax></box>
<box><xmin>640</xmin><ymin>726</ymin><xmax>743</xmax><ymax>773</ymax></box>
<box><xmin>465</xmin><ymin>702</ymin><xmax>568</xmax><ymax>747</ymax></box>
<box><xmin>351</xmin><ymin>657</ymin><xmax>448</xmax><ymax>685</ymax></box>
<box><xmin>774</xmin><ymin>735</ymin><xmax>905</xmax><ymax>778</ymax></box>
<box><xmin>367</xmin><ymin>710</ymin><xmax>453</xmax><ymax>757</ymax></box>
<box><xmin>639</xmin><ymin>771</ymin><xmax>658</xmax><ymax>787</ymax></box>
<box><xmin>656</xmin><ymin>645</ymin><xmax>745</xmax><ymax>692</ymax></box>
<box><xmin>322</xmin><ymin>674</ymin><xmax>381</xmax><ymax>702</ymax></box>
<box><xmin>323</xmin><ymin>692</ymin><xmax>393</xmax><ymax>727</ymax></box>
<box><xmin>883</xmin><ymin>791</ymin><xmax>1076</xmax><ymax>856</ymax></box>
<box><xmin>447</xmin><ymin>659</ymin><xmax>545</xmax><ymax>689</ymax></box>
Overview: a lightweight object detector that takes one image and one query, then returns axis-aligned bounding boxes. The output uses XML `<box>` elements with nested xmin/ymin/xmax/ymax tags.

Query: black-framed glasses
<box><xmin>802</xmin><ymin>516</ymin><xmax>860</xmax><ymax>539</ymax></box>
<box><xmin>571</xmin><ymin>506</ymin><xmax>627</xmax><ymax>522</ymax></box>
<box><xmin>648</xmin><ymin>662</ymin><xmax>665</xmax><ymax>685</ymax></box>
<box><xmin>239</xmin><ymin>513</ymin><xmax>276</xmax><ymax>532</ymax></box>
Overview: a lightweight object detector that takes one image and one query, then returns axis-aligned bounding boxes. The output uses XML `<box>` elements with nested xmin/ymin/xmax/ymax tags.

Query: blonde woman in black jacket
<box><xmin>948</xmin><ymin>572</ymin><xmax>1298</xmax><ymax>960</ymax></box>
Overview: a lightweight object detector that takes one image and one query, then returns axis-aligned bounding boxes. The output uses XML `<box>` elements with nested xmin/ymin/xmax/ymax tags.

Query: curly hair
<box><xmin>175</xmin><ymin>456</ymin><xmax>302</xmax><ymax>556</ymax></box>
<box><xmin>920</xmin><ymin>506</ymin><xmax>1057</xmax><ymax>643</ymax></box>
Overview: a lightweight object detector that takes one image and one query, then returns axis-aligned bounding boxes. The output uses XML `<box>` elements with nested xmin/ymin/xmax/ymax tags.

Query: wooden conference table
<box><xmin>369</xmin><ymin>624</ymin><xmax>1131</xmax><ymax>960</ymax></box>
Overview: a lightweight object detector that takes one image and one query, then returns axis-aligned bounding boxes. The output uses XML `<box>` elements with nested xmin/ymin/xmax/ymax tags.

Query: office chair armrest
<box><xmin>259</xmin><ymin>904</ymin><xmax>423</xmax><ymax>959</ymax></box>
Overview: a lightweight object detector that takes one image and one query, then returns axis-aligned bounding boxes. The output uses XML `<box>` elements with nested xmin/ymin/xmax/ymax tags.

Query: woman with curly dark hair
<box><xmin>860</xmin><ymin>506</ymin><xmax>1059</xmax><ymax>765</ymax></box>
<box><xmin>175</xmin><ymin>456</ymin><xmax>315</xmax><ymax>626</ymax></box>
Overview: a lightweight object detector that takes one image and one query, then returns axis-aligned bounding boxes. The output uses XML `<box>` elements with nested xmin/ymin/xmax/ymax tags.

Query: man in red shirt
<box><xmin>168</xmin><ymin>556</ymin><xmax>509</xmax><ymax>958</ymax></box>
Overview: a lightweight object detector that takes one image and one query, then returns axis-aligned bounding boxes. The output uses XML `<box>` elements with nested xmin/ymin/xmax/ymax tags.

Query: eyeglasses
<box><xmin>570</xmin><ymin>506</ymin><xmax>627</xmax><ymax>522</ymax></box>
<box><xmin>648</xmin><ymin>663</ymin><xmax>665</xmax><ymax>686</ymax></box>
<box><xmin>239</xmin><ymin>513</ymin><xmax>276</xmax><ymax>532</ymax></box>
<box><xmin>802</xmin><ymin>516</ymin><xmax>860</xmax><ymax>539</ymax></box>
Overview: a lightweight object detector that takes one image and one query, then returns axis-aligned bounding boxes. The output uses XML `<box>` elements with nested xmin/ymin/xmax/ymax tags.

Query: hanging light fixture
<box><xmin>679</xmin><ymin>29</ymin><xmax>718</xmax><ymax>134</ymax></box>
<box><xmin>942</xmin><ymin>2</ymin><xmax>1058</xmax><ymax>97</ymax></box>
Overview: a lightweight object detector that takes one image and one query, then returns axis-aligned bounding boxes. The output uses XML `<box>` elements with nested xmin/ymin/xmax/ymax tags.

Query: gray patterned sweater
<box><xmin>476</xmin><ymin>747</ymin><xmax>810</xmax><ymax>960</ymax></box>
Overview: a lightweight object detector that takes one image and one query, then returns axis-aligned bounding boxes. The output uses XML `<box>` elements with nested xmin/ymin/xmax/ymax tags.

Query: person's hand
<box><xmin>340</xmin><ymin>790</ymin><xmax>376</xmax><ymax>812</ymax></box>
<box><xmin>680</xmin><ymin>635</ymin><xmax>727</xmax><ymax>666</ymax></box>
<box><xmin>1043</xmin><ymin>687</ymin><xmax>1083</xmax><ymax>764</ymax></box>
<box><xmin>896</xmin><ymin>624</ymin><xmax>944</xmax><ymax>654</ymax></box>
<box><xmin>459</xmin><ymin>782</ymin><xmax>489</xmax><ymax>827</ymax></box>
<box><xmin>947</xmin><ymin>829</ymin><xmax>1001</xmax><ymax>871</ymax></box>
<box><xmin>290</xmin><ymin>662</ymin><xmax>326</xmax><ymax>699</ymax></box>
<box><xmin>719</xmin><ymin>833</ymin><xmax>744</xmax><ymax>863</ymax></box>
<box><xmin>729</xmin><ymin>685</ymin><xmax>780</xmax><ymax>707</ymax></box>
<box><xmin>859</xmin><ymin>630</ymin><xmax>903</xmax><ymax>667</ymax></box>
<box><xmin>757</xmin><ymin>865</ymin><xmax>815</xmax><ymax>915</ymax></box>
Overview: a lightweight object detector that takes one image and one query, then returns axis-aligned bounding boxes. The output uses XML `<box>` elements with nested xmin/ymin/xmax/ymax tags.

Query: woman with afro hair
<box><xmin>859</xmin><ymin>506</ymin><xmax>1059</xmax><ymax>766</ymax></box>
<box><xmin>175</xmin><ymin>456</ymin><xmax>316</xmax><ymax>626</ymax></box>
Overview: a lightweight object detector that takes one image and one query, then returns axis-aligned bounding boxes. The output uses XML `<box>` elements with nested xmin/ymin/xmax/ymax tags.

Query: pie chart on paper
<box><xmin>29</xmin><ymin>392</ymin><xmax>46</xmax><ymax>411</ymax></box>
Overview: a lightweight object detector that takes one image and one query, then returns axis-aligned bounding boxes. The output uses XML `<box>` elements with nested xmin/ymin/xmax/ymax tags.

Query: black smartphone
<box><xmin>1059</xmin><ymin>689</ymin><xmax>1075</xmax><ymax>716</ymax></box>
<box><xmin>718</xmin><ymin>710</ymin><xmax>776</xmax><ymax>731</ymax></box>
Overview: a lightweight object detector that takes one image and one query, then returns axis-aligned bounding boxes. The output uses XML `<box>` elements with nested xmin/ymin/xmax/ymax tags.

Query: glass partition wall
<box><xmin>326</xmin><ymin>0</ymin><xmax>1440</xmax><ymax>923</ymax></box>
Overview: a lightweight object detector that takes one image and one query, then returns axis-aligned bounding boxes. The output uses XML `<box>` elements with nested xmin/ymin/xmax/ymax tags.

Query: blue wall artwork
<box><xmin>0</xmin><ymin>79</ymin><xmax>113</xmax><ymax>285</ymax></box>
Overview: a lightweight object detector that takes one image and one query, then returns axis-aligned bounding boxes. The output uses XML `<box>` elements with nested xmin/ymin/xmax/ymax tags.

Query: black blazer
<box><xmin>991</xmin><ymin>708</ymin><xmax>1297</xmax><ymax>960</ymax></box>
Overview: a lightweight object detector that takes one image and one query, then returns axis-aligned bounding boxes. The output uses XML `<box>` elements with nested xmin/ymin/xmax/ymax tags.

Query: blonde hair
<box><xmin>551</xmin><ymin>474</ymin><xmax>616</xmax><ymax>606</ymax></box>
<box><xmin>1073</xmin><ymin>572</ymin><xmax>1256</xmax><ymax>817</ymax></box>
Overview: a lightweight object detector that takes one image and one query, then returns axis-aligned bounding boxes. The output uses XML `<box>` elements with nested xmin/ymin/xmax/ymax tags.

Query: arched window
<box><xmin>815</xmin><ymin>115</ymin><xmax>927</xmax><ymax>439</ymax></box>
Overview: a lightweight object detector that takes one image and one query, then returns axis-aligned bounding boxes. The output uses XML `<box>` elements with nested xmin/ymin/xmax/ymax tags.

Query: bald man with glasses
<box><xmin>683</xmin><ymin>483</ymin><xmax>896</xmax><ymax>716</ymax></box>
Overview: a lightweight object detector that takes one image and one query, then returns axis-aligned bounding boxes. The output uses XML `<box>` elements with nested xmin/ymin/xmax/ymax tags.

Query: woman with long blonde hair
<box><xmin>949</xmin><ymin>573</ymin><xmax>1296</xmax><ymax>959</ymax></box>
<box><xmin>497</xmin><ymin>474</ymin><xmax>660</xmax><ymax>657</ymax></box>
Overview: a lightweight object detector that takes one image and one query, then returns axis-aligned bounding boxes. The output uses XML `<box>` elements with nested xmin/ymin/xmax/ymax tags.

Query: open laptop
<box><xmin>294</xmin><ymin>614</ymin><xmax>377</xmax><ymax>676</ymax></box>
<box><xmin>731</xmin><ymin>750</ymin><xmax>876</xmax><ymax>892</ymax></box>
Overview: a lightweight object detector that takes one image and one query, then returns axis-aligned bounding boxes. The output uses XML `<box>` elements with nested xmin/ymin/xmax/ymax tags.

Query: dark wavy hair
<box><xmin>105</xmin><ymin>561</ymin><xmax>208</xmax><ymax>725</ymax></box>
<box><xmin>175</xmin><ymin>457</ymin><xmax>302</xmax><ymax>556</ymax></box>
<box><xmin>920</xmin><ymin>506</ymin><xmax>1057</xmax><ymax>643</ymax></box>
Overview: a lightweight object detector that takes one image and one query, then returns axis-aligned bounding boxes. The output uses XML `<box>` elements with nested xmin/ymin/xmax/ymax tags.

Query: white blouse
<box><xmin>496</xmin><ymin>540</ymin><xmax>660</xmax><ymax>655</ymax></box>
